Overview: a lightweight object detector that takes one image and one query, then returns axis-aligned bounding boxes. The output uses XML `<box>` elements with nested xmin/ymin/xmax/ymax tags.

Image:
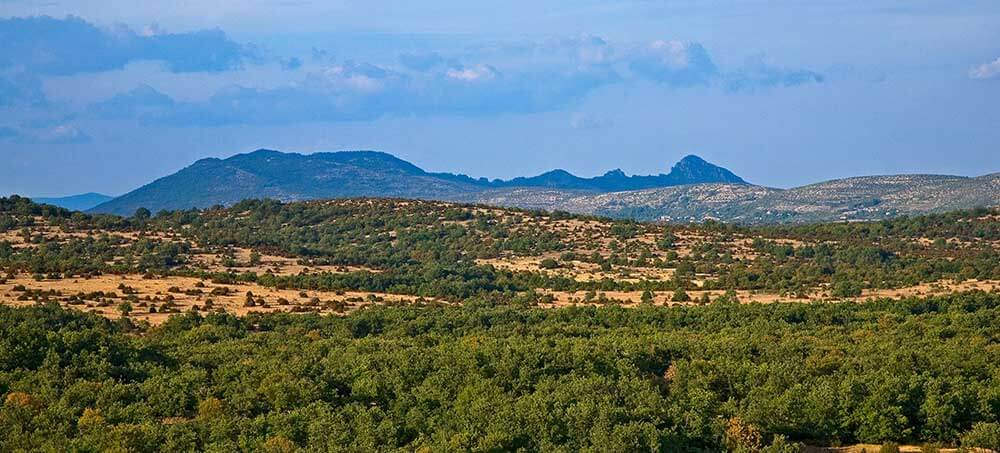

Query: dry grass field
<box><xmin>4</xmin><ymin>270</ymin><xmax>996</xmax><ymax>324</ymax></box>
<box><xmin>0</xmin><ymin>272</ymin><xmax>444</xmax><ymax>325</ymax></box>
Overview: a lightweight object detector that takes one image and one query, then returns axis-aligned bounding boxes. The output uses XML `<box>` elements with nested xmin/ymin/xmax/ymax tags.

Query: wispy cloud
<box><xmin>969</xmin><ymin>57</ymin><xmax>1000</xmax><ymax>80</ymax></box>
<box><xmin>724</xmin><ymin>55</ymin><xmax>825</xmax><ymax>91</ymax></box>
<box><xmin>0</xmin><ymin>123</ymin><xmax>92</xmax><ymax>144</ymax></box>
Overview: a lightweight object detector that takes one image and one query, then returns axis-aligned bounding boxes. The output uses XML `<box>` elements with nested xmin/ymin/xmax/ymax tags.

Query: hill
<box><xmin>31</xmin><ymin>192</ymin><xmax>113</xmax><ymax>211</ymax></box>
<box><xmin>90</xmin><ymin>150</ymin><xmax>481</xmax><ymax>214</ymax></box>
<box><xmin>88</xmin><ymin>150</ymin><xmax>745</xmax><ymax>215</ymax></box>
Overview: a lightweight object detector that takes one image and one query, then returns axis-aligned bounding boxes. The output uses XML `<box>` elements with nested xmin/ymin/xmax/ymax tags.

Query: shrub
<box><xmin>879</xmin><ymin>442</ymin><xmax>900</xmax><ymax>453</ymax></box>
<box><xmin>961</xmin><ymin>423</ymin><xmax>1000</xmax><ymax>451</ymax></box>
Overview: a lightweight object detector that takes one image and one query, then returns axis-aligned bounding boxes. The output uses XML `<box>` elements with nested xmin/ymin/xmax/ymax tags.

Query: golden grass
<box><xmin>0</xmin><ymin>273</ymin><xmax>443</xmax><ymax>325</ymax></box>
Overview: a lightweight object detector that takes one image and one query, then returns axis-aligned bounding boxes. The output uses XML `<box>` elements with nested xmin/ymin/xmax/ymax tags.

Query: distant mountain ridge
<box><xmin>466</xmin><ymin>155</ymin><xmax>745</xmax><ymax>192</ymax></box>
<box><xmin>33</xmin><ymin>193</ymin><xmax>114</xmax><ymax>211</ymax></box>
<box><xmin>89</xmin><ymin>149</ymin><xmax>746</xmax><ymax>215</ymax></box>
<box><xmin>473</xmin><ymin>173</ymin><xmax>1000</xmax><ymax>223</ymax></box>
<box><xmin>86</xmin><ymin>149</ymin><xmax>999</xmax><ymax>223</ymax></box>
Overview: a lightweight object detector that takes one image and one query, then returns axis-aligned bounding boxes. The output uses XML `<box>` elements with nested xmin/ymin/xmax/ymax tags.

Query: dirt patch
<box><xmin>804</xmin><ymin>445</ymin><xmax>964</xmax><ymax>453</ymax></box>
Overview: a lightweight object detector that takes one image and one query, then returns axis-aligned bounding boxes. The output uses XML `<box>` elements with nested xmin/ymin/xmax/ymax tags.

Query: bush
<box><xmin>879</xmin><ymin>442</ymin><xmax>900</xmax><ymax>453</ymax></box>
<box><xmin>762</xmin><ymin>435</ymin><xmax>804</xmax><ymax>453</ymax></box>
<box><xmin>961</xmin><ymin>422</ymin><xmax>1000</xmax><ymax>451</ymax></box>
<box><xmin>539</xmin><ymin>258</ymin><xmax>559</xmax><ymax>269</ymax></box>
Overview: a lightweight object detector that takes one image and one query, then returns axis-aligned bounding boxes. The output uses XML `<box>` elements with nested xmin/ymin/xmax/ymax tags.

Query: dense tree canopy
<box><xmin>3</xmin><ymin>292</ymin><xmax>1000</xmax><ymax>451</ymax></box>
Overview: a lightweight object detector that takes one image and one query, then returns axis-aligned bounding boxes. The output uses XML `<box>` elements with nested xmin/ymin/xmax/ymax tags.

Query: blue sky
<box><xmin>1</xmin><ymin>0</ymin><xmax>998</xmax><ymax>196</ymax></box>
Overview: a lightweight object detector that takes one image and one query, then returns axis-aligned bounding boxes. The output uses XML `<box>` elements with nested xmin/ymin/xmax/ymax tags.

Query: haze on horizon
<box><xmin>1</xmin><ymin>0</ymin><xmax>998</xmax><ymax>197</ymax></box>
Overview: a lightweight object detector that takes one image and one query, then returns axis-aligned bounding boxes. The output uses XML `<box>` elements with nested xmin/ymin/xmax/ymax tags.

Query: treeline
<box><xmin>4</xmin><ymin>292</ymin><xmax>1000</xmax><ymax>451</ymax></box>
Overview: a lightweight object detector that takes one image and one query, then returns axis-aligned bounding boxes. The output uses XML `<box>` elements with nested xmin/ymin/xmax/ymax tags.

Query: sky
<box><xmin>0</xmin><ymin>0</ymin><xmax>998</xmax><ymax>197</ymax></box>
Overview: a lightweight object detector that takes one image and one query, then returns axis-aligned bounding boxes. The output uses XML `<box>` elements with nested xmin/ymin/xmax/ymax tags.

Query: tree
<box><xmin>671</xmin><ymin>287</ymin><xmax>690</xmax><ymax>302</ymax></box>
<box><xmin>133</xmin><ymin>208</ymin><xmax>151</xmax><ymax>221</ymax></box>
<box><xmin>658</xmin><ymin>231</ymin><xmax>677</xmax><ymax>250</ymax></box>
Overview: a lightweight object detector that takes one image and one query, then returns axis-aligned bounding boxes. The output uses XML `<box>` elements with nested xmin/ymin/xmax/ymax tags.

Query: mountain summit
<box><xmin>89</xmin><ymin>150</ymin><xmax>744</xmax><ymax>215</ymax></box>
<box><xmin>668</xmin><ymin>155</ymin><xmax>745</xmax><ymax>184</ymax></box>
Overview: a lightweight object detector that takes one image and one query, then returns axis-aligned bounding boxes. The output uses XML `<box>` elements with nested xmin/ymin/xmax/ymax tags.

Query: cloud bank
<box><xmin>0</xmin><ymin>15</ymin><xmax>251</xmax><ymax>76</ymax></box>
<box><xmin>81</xmin><ymin>34</ymin><xmax>823</xmax><ymax>126</ymax></box>
<box><xmin>94</xmin><ymin>62</ymin><xmax>620</xmax><ymax>125</ymax></box>
<box><xmin>0</xmin><ymin>16</ymin><xmax>824</xmax><ymax>126</ymax></box>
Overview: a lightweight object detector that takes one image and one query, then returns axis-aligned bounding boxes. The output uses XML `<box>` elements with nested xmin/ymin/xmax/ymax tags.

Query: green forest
<box><xmin>4</xmin><ymin>293</ymin><xmax>1000</xmax><ymax>451</ymax></box>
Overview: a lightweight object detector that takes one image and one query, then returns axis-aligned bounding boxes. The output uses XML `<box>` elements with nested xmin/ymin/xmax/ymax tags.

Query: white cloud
<box><xmin>648</xmin><ymin>40</ymin><xmax>696</xmax><ymax>67</ymax></box>
<box><xmin>446</xmin><ymin>64</ymin><xmax>499</xmax><ymax>82</ymax></box>
<box><xmin>969</xmin><ymin>58</ymin><xmax>1000</xmax><ymax>80</ymax></box>
<box><xmin>321</xmin><ymin>63</ymin><xmax>392</xmax><ymax>92</ymax></box>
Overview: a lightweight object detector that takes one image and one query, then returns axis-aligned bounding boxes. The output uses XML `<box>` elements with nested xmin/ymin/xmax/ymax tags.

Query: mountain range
<box><xmin>75</xmin><ymin>149</ymin><xmax>999</xmax><ymax>223</ymax></box>
<box><xmin>87</xmin><ymin>150</ymin><xmax>744</xmax><ymax>215</ymax></box>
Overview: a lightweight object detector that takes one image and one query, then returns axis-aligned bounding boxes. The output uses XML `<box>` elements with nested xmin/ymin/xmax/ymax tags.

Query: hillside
<box><xmin>88</xmin><ymin>150</ymin><xmax>744</xmax><ymax>215</ymax></box>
